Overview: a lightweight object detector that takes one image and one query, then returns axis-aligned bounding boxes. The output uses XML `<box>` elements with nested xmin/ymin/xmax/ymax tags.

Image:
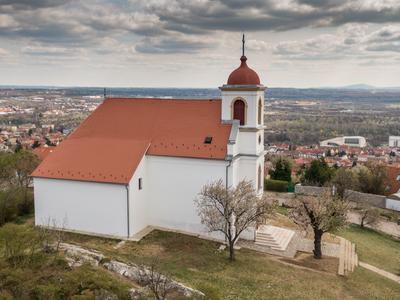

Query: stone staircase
<box><xmin>338</xmin><ymin>237</ymin><xmax>358</xmax><ymax>276</ymax></box>
<box><xmin>255</xmin><ymin>225</ymin><xmax>296</xmax><ymax>252</ymax></box>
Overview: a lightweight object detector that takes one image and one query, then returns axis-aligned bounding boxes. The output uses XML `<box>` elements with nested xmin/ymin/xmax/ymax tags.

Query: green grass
<box><xmin>275</xmin><ymin>205</ymin><xmax>290</xmax><ymax>216</ymax></box>
<box><xmin>65</xmin><ymin>230</ymin><xmax>400</xmax><ymax>300</ymax></box>
<box><xmin>338</xmin><ymin>224</ymin><xmax>400</xmax><ymax>275</ymax></box>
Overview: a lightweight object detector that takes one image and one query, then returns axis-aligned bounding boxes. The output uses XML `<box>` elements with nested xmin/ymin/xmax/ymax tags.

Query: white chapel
<box><xmin>32</xmin><ymin>44</ymin><xmax>266</xmax><ymax>240</ymax></box>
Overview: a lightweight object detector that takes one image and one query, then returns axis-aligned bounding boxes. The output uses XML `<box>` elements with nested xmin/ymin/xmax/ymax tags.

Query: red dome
<box><xmin>227</xmin><ymin>56</ymin><xmax>260</xmax><ymax>85</ymax></box>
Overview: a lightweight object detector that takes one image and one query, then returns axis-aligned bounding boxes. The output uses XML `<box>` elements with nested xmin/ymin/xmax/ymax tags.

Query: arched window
<box><xmin>258</xmin><ymin>165</ymin><xmax>263</xmax><ymax>191</ymax></box>
<box><xmin>233</xmin><ymin>99</ymin><xmax>245</xmax><ymax>125</ymax></box>
<box><xmin>258</xmin><ymin>98</ymin><xmax>263</xmax><ymax>125</ymax></box>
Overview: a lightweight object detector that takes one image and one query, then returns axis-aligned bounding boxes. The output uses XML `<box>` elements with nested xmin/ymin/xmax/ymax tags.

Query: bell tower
<box><xmin>220</xmin><ymin>34</ymin><xmax>266</xmax><ymax>193</ymax></box>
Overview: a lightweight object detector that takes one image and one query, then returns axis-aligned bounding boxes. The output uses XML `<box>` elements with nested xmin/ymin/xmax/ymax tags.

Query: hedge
<box><xmin>264</xmin><ymin>179</ymin><xmax>289</xmax><ymax>192</ymax></box>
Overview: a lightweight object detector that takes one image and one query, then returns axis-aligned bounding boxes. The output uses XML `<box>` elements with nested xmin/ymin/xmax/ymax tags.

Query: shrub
<box><xmin>300</xmin><ymin>159</ymin><xmax>333</xmax><ymax>187</ymax></box>
<box><xmin>0</xmin><ymin>191</ymin><xmax>19</xmax><ymax>226</ymax></box>
<box><xmin>0</xmin><ymin>224</ymin><xmax>41</xmax><ymax>267</ymax></box>
<box><xmin>269</xmin><ymin>156</ymin><xmax>293</xmax><ymax>182</ymax></box>
<box><xmin>0</xmin><ymin>188</ymin><xmax>34</xmax><ymax>227</ymax></box>
<box><xmin>264</xmin><ymin>179</ymin><xmax>289</xmax><ymax>192</ymax></box>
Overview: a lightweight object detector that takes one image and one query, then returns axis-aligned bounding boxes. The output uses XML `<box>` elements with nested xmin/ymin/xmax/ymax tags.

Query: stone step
<box><xmin>255</xmin><ymin>225</ymin><xmax>295</xmax><ymax>252</ymax></box>
<box><xmin>338</xmin><ymin>238</ymin><xmax>345</xmax><ymax>276</ymax></box>
<box><xmin>338</xmin><ymin>237</ymin><xmax>357</xmax><ymax>276</ymax></box>
<box><xmin>258</xmin><ymin>227</ymin><xmax>293</xmax><ymax>246</ymax></box>
<box><xmin>255</xmin><ymin>238</ymin><xmax>280</xmax><ymax>247</ymax></box>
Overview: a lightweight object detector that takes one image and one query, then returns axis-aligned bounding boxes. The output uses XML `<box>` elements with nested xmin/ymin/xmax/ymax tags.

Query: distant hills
<box><xmin>323</xmin><ymin>84</ymin><xmax>400</xmax><ymax>91</ymax></box>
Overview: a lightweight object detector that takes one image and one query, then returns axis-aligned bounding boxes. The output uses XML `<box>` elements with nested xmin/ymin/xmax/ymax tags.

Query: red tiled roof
<box><xmin>387</xmin><ymin>165</ymin><xmax>400</xmax><ymax>194</ymax></box>
<box><xmin>33</xmin><ymin>146</ymin><xmax>56</xmax><ymax>160</ymax></box>
<box><xmin>32</xmin><ymin>98</ymin><xmax>232</xmax><ymax>184</ymax></box>
<box><xmin>227</xmin><ymin>56</ymin><xmax>260</xmax><ymax>85</ymax></box>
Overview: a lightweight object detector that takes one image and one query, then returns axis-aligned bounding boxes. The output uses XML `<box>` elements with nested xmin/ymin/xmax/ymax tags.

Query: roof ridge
<box><xmin>105</xmin><ymin>97</ymin><xmax>221</xmax><ymax>102</ymax></box>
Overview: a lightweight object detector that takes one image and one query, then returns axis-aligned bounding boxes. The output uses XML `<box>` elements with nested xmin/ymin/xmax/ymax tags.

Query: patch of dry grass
<box><xmin>281</xmin><ymin>253</ymin><xmax>338</xmax><ymax>274</ymax></box>
<box><xmin>63</xmin><ymin>230</ymin><xmax>400</xmax><ymax>300</ymax></box>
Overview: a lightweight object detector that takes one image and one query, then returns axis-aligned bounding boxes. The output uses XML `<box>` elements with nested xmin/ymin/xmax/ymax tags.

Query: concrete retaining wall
<box><xmin>294</xmin><ymin>184</ymin><xmax>386</xmax><ymax>209</ymax></box>
<box><xmin>294</xmin><ymin>185</ymin><xmax>330</xmax><ymax>196</ymax></box>
<box><xmin>344</xmin><ymin>190</ymin><xmax>386</xmax><ymax>208</ymax></box>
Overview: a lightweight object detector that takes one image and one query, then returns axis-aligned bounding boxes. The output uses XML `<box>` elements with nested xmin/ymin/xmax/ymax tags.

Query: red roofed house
<box><xmin>387</xmin><ymin>165</ymin><xmax>400</xmax><ymax>195</ymax></box>
<box><xmin>32</xmin><ymin>53</ymin><xmax>266</xmax><ymax>240</ymax></box>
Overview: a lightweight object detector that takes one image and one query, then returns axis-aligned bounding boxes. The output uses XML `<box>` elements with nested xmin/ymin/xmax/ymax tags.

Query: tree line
<box><xmin>267</xmin><ymin>156</ymin><xmax>391</xmax><ymax>196</ymax></box>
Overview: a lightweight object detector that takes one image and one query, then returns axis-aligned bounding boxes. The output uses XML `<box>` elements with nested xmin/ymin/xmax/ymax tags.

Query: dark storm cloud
<box><xmin>135</xmin><ymin>36</ymin><xmax>210</xmax><ymax>54</ymax></box>
<box><xmin>141</xmin><ymin>0</ymin><xmax>400</xmax><ymax>34</ymax></box>
<box><xmin>1</xmin><ymin>0</ymin><xmax>400</xmax><ymax>55</ymax></box>
<box><xmin>296</xmin><ymin>0</ymin><xmax>347</xmax><ymax>8</ymax></box>
<box><xmin>0</xmin><ymin>0</ymin><xmax>70</xmax><ymax>10</ymax></box>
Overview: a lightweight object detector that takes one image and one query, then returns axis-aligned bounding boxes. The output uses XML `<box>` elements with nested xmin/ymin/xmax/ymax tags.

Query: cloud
<box><xmin>0</xmin><ymin>47</ymin><xmax>7</xmax><ymax>55</ymax></box>
<box><xmin>1</xmin><ymin>0</ymin><xmax>400</xmax><ymax>56</ymax></box>
<box><xmin>21</xmin><ymin>45</ymin><xmax>84</xmax><ymax>56</ymax></box>
<box><xmin>0</xmin><ymin>0</ymin><xmax>69</xmax><ymax>11</ymax></box>
<box><xmin>0</xmin><ymin>0</ymin><xmax>400</xmax><ymax>88</ymax></box>
<box><xmin>246</xmin><ymin>39</ymin><xmax>270</xmax><ymax>51</ymax></box>
<box><xmin>135</xmin><ymin>35</ymin><xmax>211</xmax><ymax>54</ymax></box>
<box><xmin>137</xmin><ymin>0</ymin><xmax>400</xmax><ymax>34</ymax></box>
<box><xmin>272</xmin><ymin>24</ymin><xmax>400</xmax><ymax>63</ymax></box>
<box><xmin>0</xmin><ymin>13</ymin><xmax>17</xmax><ymax>28</ymax></box>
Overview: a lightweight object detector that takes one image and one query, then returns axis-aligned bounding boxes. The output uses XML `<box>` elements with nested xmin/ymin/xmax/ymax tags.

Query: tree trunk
<box><xmin>313</xmin><ymin>228</ymin><xmax>323</xmax><ymax>259</ymax></box>
<box><xmin>360</xmin><ymin>217</ymin><xmax>365</xmax><ymax>228</ymax></box>
<box><xmin>228</xmin><ymin>240</ymin><xmax>235</xmax><ymax>261</ymax></box>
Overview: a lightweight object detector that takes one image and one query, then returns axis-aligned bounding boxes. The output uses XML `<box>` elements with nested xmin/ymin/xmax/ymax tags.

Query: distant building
<box><xmin>320</xmin><ymin>136</ymin><xmax>366</xmax><ymax>148</ymax></box>
<box><xmin>389</xmin><ymin>136</ymin><xmax>400</xmax><ymax>147</ymax></box>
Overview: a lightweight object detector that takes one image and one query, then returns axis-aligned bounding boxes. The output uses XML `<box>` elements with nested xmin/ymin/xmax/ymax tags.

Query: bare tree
<box><xmin>355</xmin><ymin>202</ymin><xmax>380</xmax><ymax>228</ymax></box>
<box><xmin>195</xmin><ymin>179</ymin><xmax>272</xmax><ymax>261</ymax></box>
<box><xmin>290</xmin><ymin>191</ymin><xmax>349</xmax><ymax>259</ymax></box>
<box><xmin>137</xmin><ymin>259</ymin><xmax>174</xmax><ymax>300</ymax></box>
<box><xmin>37</xmin><ymin>217</ymin><xmax>67</xmax><ymax>253</ymax></box>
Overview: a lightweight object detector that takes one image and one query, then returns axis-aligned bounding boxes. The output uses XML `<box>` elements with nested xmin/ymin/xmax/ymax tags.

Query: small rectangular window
<box><xmin>138</xmin><ymin>178</ymin><xmax>143</xmax><ymax>190</ymax></box>
<box><xmin>204</xmin><ymin>136</ymin><xmax>213</xmax><ymax>144</ymax></box>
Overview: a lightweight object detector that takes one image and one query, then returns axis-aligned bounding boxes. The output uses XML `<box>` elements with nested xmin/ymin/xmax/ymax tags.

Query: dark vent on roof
<box><xmin>204</xmin><ymin>136</ymin><xmax>213</xmax><ymax>144</ymax></box>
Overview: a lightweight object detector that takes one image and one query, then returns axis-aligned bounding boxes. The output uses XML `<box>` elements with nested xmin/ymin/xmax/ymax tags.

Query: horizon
<box><xmin>1</xmin><ymin>83</ymin><xmax>400</xmax><ymax>90</ymax></box>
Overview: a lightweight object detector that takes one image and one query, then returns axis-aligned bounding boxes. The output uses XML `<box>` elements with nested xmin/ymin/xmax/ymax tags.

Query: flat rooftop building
<box><xmin>389</xmin><ymin>136</ymin><xmax>400</xmax><ymax>147</ymax></box>
<box><xmin>320</xmin><ymin>136</ymin><xmax>367</xmax><ymax>148</ymax></box>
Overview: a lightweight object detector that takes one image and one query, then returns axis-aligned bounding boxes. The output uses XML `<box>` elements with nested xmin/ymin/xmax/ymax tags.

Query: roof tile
<box><xmin>32</xmin><ymin>98</ymin><xmax>231</xmax><ymax>184</ymax></box>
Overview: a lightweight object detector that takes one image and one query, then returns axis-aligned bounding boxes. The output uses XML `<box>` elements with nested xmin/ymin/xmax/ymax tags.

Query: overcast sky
<box><xmin>0</xmin><ymin>0</ymin><xmax>399</xmax><ymax>88</ymax></box>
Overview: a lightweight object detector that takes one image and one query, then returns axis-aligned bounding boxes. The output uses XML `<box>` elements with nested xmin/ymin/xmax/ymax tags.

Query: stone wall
<box><xmin>294</xmin><ymin>184</ymin><xmax>386</xmax><ymax>208</ymax></box>
<box><xmin>344</xmin><ymin>190</ymin><xmax>386</xmax><ymax>208</ymax></box>
<box><xmin>294</xmin><ymin>185</ymin><xmax>330</xmax><ymax>196</ymax></box>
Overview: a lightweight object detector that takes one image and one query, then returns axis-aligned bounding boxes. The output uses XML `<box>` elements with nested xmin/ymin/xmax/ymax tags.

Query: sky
<box><xmin>0</xmin><ymin>0</ymin><xmax>400</xmax><ymax>88</ymax></box>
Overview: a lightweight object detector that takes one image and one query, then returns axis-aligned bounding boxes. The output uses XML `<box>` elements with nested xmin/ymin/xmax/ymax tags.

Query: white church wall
<box><xmin>129</xmin><ymin>155</ymin><xmax>148</xmax><ymax>235</ymax></box>
<box><xmin>238</xmin><ymin>131</ymin><xmax>258</xmax><ymax>155</ymax></box>
<box><xmin>257</xmin><ymin>131</ymin><xmax>264</xmax><ymax>154</ymax></box>
<box><xmin>145</xmin><ymin>155</ymin><xmax>228</xmax><ymax>239</ymax></box>
<box><xmin>236</xmin><ymin>155</ymin><xmax>264</xmax><ymax>194</ymax></box>
<box><xmin>231</xmin><ymin>158</ymin><xmax>240</xmax><ymax>187</ymax></box>
<box><xmin>237</xmin><ymin>131</ymin><xmax>264</xmax><ymax>156</ymax></box>
<box><xmin>34</xmin><ymin>177</ymin><xmax>128</xmax><ymax>238</ymax></box>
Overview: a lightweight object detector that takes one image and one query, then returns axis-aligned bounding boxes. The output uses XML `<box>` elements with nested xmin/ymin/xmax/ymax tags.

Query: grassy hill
<box><xmin>65</xmin><ymin>229</ymin><xmax>400</xmax><ymax>300</ymax></box>
<box><xmin>1</xmin><ymin>220</ymin><xmax>399</xmax><ymax>299</ymax></box>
